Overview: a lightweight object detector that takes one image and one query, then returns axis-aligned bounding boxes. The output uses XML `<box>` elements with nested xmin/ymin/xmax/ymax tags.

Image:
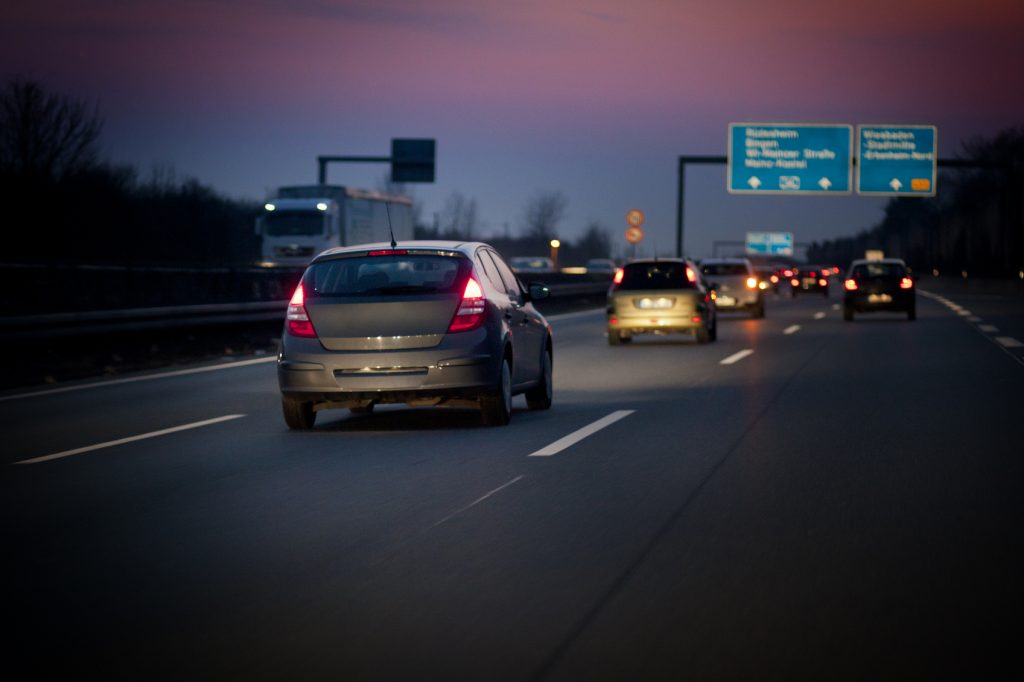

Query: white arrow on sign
<box><xmin>890</xmin><ymin>178</ymin><xmax>903</xmax><ymax>191</ymax></box>
<box><xmin>748</xmin><ymin>176</ymin><xmax>762</xmax><ymax>189</ymax></box>
<box><xmin>818</xmin><ymin>177</ymin><xmax>832</xmax><ymax>190</ymax></box>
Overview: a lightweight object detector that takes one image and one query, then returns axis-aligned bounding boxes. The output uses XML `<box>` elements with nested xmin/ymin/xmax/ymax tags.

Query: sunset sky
<box><xmin>4</xmin><ymin>0</ymin><xmax>1023</xmax><ymax>258</ymax></box>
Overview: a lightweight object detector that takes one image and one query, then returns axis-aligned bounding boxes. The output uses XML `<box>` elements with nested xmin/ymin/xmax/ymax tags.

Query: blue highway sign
<box><xmin>728</xmin><ymin>123</ymin><xmax>852</xmax><ymax>195</ymax></box>
<box><xmin>746</xmin><ymin>232</ymin><xmax>794</xmax><ymax>256</ymax></box>
<box><xmin>857</xmin><ymin>125</ymin><xmax>937</xmax><ymax>196</ymax></box>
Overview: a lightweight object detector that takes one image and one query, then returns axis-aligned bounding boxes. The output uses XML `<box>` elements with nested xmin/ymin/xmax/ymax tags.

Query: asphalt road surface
<box><xmin>4</xmin><ymin>286</ymin><xmax>1023</xmax><ymax>681</ymax></box>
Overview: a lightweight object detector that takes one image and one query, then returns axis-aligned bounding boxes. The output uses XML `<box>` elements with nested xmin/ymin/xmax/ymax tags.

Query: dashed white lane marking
<box><xmin>995</xmin><ymin>337</ymin><xmax>1023</xmax><ymax>348</ymax></box>
<box><xmin>783</xmin><ymin>325</ymin><xmax>801</xmax><ymax>335</ymax></box>
<box><xmin>967</xmin><ymin>316</ymin><xmax>982</xmax><ymax>322</ymax></box>
<box><xmin>831</xmin><ymin>304</ymin><xmax>840</xmax><ymax>311</ymax></box>
<box><xmin>720</xmin><ymin>349</ymin><xmax>754</xmax><ymax>365</ymax></box>
<box><xmin>979</xmin><ymin>325</ymin><xmax>1000</xmax><ymax>333</ymax></box>
<box><xmin>15</xmin><ymin>414</ymin><xmax>246</xmax><ymax>465</ymax></box>
<box><xmin>813</xmin><ymin>312</ymin><xmax>826</xmax><ymax>320</ymax></box>
<box><xmin>529</xmin><ymin>410</ymin><xmax>635</xmax><ymax>457</ymax></box>
<box><xmin>1</xmin><ymin>357</ymin><xmax>277</xmax><ymax>402</ymax></box>
<box><xmin>428</xmin><ymin>475</ymin><xmax>525</xmax><ymax>528</ymax></box>
<box><xmin>957</xmin><ymin>310</ymin><xmax>972</xmax><ymax>316</ymax></box>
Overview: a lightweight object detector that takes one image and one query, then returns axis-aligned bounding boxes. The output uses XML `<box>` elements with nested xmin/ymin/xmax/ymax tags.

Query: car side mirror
<box><xmin>527</xmin><ymin>282</ymin><xmax>550</xmax><ymax>301</ymax></box>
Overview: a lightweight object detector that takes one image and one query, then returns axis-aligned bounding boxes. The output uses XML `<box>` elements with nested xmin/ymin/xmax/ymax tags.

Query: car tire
<box><xmin>608</xmin><ymin>329</ymin><xmax>621</xmax><ymax>346</ymax></box>
<box><xmin>282</xmin><ymin>397</ymin><xmax>316</xmax><ymax>430</ymax></box>
<box><xmin>843</xmin><ymin>306</ymin><xmax>853</xmax><ymax>322</ymax></box>
<box><xmin>752</xmin><ymin>301</ymin><xmax>765</xmax><ymax>319</ymax></box>
<box><xmin>696</xmin><ymin>326</ymin><xmax>710</xmax><ymax>344</ymax></box>
<box><xmin>481</xmin><ymin>356</ymin><xmax>512</xmax><ymax>426</ymax></box>
<box><xmin>709</xmin><ymin>318</ymin><xmax>718</xmax><ymax>341</ymax></box>
<box><xmin>525</xmin><ymin>348</ymin><xmax>553</xmax><ymax>410</ymax></box>
<box><xmin>908</xmin><ymin>306</ymin><xmax>916</xmax><ymax>321</ymax></box>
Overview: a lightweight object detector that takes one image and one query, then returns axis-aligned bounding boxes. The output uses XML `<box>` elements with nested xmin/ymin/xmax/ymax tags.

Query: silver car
<box><xmin>700</xmin><ymin>258</ymin><xmax>765</xmax><ymax>318</ymax></box>
<box><xmin>278</xmin><ymin>241</ymin><xmax>553</xmax><ymax>428</ymax></box>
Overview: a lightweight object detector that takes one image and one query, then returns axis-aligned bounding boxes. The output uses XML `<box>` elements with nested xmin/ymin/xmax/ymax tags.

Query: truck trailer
<box><xmin>256</xmin><ymin>185</ymin><xmax>414</xmax><ymax>266</ymax></box>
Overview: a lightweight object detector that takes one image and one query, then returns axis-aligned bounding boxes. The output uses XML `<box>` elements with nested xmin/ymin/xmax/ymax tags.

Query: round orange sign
<box><xmin>626</xmin><ymin>209</ymin><xmax>645</xmax><ymax>227</ymax></box>
<box><xmin>625</xmin><ymin>226</ymin><xmax>644</xmax><ymax>244</ymax></box>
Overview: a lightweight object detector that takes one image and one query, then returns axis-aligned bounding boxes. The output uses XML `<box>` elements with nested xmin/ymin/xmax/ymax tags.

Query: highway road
<box><xmin>4</xmin><ymin>287</ymin><xmax>1023</xmax><ymax>680</ymax></box>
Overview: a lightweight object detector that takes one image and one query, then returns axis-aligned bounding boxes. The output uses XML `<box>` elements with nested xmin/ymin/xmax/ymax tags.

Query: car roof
<box><xmin>849</xmin><ymin>258</ymin><xmax>907</xmax><ymax>266</ymax></box>
<box><xmin>313</xmin><ymin>240</ymin><xmax>486</xmax><ymax>262</ymax></box>
<box><xmin>700</xmin><ymin>258</ymin><xmax>750</xmax><ymax>264</ymax></box>
<box><xmin>624</xmin><ymin>258</ymin><xmax>687</xmax><ymax>265</ymax></box>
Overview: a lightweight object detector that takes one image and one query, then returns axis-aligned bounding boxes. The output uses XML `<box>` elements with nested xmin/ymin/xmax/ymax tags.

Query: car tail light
<box><xmin>447</xmin><ymin>277</ymin><xmax>486</xmax><ymax>333</ymax></box>
<box><xmin>686</xmin><ymin>267</ymin><xmax>697</xmax><ymax>283</ymax></box>
<box><xmin>770</xmin><ymin>275</ymin><xmax>779</xmax><ymax>283</ymax></box>
<box><xmin>791</xmin><ymin>278</ymin><xmax>800</xmax><ymax>287</ymax></box>
<box><xmin>900</xmin><ymin>277</ymin><xmax>914</xmax><ymax>289</ymax></box>
<box><xmin>818</xmin><ymin>279</ymin><xmax>827</xmax><ymax>287</ymax></box>
<box><xmin>367</xmin><ymin>249</ymin><xmax>408</xmax><ymax>256</ymax></box>
<box><xmin>613</xmin><ymin>268</ymin><xmax>624</xmax><ymax>286</ymax></box>
<box><xmin>746</xmin><ymin>277</ymin><xmax>757</xmax><ymax>289</ymax></box>
<box><xmin>809</xmin><ymin>271</ymin><xmax>817</xmax><ymax>278</ymax></box>
<box><xmin>691</xmin><ymin>315</ymin><xmax>702</xmax><ymax>323</ymax></box>
<box><xmin>783</xmin><ymin>269</ymin><xmax>793</xmax><ymax>277</ymax></box>
<box><xmin>286</xmin><ymin>284</ymin><xmax>317</xmax><ymax>338</ymax></box>
<box><xmin>844</xmin><ymin>279</ymin><xmax>858</xmax><ymax>291</ymax></box>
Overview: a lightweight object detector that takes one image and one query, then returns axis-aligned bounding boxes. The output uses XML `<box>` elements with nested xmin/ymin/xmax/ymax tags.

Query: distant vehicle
<box><xmin>700</xmin><ymin>258</ymin><xmax>764</xmax><ymax>318</ymax></box>
<box><xmin>752</xmin><ymin>265</ymin><xmax>777</xmax><ymax>292</ymax></box>
<box><xmin>789</xmin><ymin>265</ymin><xmax>830</xmax><ymax>297</ymax></box>
<box><xmin>585</xmin><ymin>258</ymin><xmax>618</xmax><ymax>274</ymax></box>
<box><xmin>607</xmin><ymin>258</ymin><xmax>716</xmax><ymax>345</ymax></box>
<box><xmin>256</xmin><ymin>185</ymin><xmax>414</xmax><ymax>267</ymax></box>
<box><xmin>278</xmin><ymin>241</ymin><xmax>553</xmax><ymax>428</ymax></box>
<box><xmin>843</xmin><ymin>258</ymin><xmax>916</xmax><ymax>321</ymax></box>
<box><xmin>509</xmin><ymin>256</ymin><xmax>555</xmax><ymax>274</ymax></box>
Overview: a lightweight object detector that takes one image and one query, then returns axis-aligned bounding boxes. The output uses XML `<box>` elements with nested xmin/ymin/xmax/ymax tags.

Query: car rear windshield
<box><xmin>701</xmin><ymin>263</ymin><xmax>748</xmax><ymax>276</ymax></box>
<box><xmin>619</xmin><ymin>262</ymin><xmax>696</xmax><ymax>290</ymax></box>
<box><xmin>851</xmin><ymin>263</ymin><xmax>906</xmax><ymax>278</ymax></box>
<box><xmin>303</xmin><ymin>253</ymin><xmax>469</xmax><ymax>296</ymax></box>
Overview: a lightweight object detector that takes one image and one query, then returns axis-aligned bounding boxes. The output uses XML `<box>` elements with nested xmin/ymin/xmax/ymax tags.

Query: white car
<box><xmin>700</xmin><ymin>258</ymin><xmax>765</xmax><ymax>318</ymax></box>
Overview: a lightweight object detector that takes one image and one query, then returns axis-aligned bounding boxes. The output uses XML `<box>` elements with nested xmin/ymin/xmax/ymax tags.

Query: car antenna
<box><xmin>385</xmin><ymin>201</ymin><xmax>397</xmax><ymax>249</ymax></box>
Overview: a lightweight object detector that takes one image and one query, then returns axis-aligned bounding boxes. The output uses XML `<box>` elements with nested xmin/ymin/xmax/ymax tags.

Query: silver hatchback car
<box><xmin>278</xmin><ymin>241</ymin><xmax>553</xmax><ymax>428</ymax></box>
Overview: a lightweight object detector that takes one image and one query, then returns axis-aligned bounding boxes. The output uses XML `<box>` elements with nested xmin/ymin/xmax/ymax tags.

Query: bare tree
<box><xmin>376</xmin><ymin>173</ymin><xmax>424</xmax><ymax>229</ymax></box>
<box><xmin>439</xmin><ymin>190</ymin><xmax>479</xmax><ymax>239</ymax></box>
<box><xmin>522</xmin><ymin>190</ymin><xmax>568</xmax><ymax>239</ymax></box>
<box><xmin>0</xmin><ymin>79</ymin><xmax>102</xmax><ymax>180</ymax></box>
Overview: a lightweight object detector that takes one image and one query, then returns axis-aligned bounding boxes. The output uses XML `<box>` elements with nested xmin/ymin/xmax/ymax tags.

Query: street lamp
<box><xmin>549</xmin><ymin>239</ymin><xmax>561</xmax><ymax>271</ymax></box>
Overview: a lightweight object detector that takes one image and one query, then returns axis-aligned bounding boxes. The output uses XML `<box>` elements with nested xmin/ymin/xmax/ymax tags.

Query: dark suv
<box><xmin>843</xmin><ymin>258</ymin><xmax>916</xmax><ymax>321</ymax></box>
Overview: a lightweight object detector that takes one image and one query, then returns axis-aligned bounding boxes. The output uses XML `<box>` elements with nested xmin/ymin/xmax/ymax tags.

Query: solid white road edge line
<box><xmin>979</xmin><ymin>325</ymin><xmax>999</xmax><ymax>333</ymax></box>
<box><xmin>995</xmin><ymin>337</ymin><xmax>1023</xmax><ymax>348</ymax></box>
<box><xmin>720</xmin><ymin>349</ymin><xmax>754</xmax><ymax>365</ymax></box>
<box><xmin>529</xmin><ymin>410</ymin><xmax>635</xmax><ymax>457</ymax></box>
<box><xmin>783</xmin><ymin>325</ymin><xmax>801</xmax><ymax>335</ymax></box>
<box><xmin>15</xmin><ymin>414</ymin><xmax>247</xmax><ymax>465</ymax></box>
<box><xmin>1</xmin><ymin>357</ymin><xmax>277</xmax><ymax>402</ymax></box>
<box><xmin>428</xmin><ymin>475</ymin><xmax>525</xmax><ymax>529</ymax></box>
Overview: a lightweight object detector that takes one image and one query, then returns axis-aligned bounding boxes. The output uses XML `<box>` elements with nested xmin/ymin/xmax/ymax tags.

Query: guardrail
<box><xmin>0</xmin><ymin>281</ymin><xmax>611</xmax><ymax>341</ymax></box>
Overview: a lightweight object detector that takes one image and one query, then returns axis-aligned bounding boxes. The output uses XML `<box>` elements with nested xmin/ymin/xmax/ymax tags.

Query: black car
<box><xmin>843</xmin><ymin>258</ymin><xmax>916</xmax><ymax>321</ymax></box>
<box><xmin>788</xmin><ymin>265</ymin><xmax>830</xmax><ymax>297</ymax></box>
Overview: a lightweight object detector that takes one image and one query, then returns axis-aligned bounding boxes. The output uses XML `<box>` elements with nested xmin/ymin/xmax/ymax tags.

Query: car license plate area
<box><xmin>867</xmin><ymin>293</ymin><xmax>892</xmax><ymax>303</ymax></box>
<box><xmin>717</xmin><ymin>295</ymin><xmax>736</xmax><ymax>307</ymax></box>
<box><xmin>634</xmin><ymin>297</ymin><xmax>675</xmax><ymax>310</ymax></box>
<box><xmin>803</xmin><ymin>277</ymin><xmax>816</xmax><ymax>287</ymax></box>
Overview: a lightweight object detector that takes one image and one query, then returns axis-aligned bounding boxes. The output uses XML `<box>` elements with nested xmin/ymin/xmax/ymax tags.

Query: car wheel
<box><xmin>481</xmin><ymin>356</ymin><xmax>512</xmax><ymax>426</ymax></box>
<box><xmin>608</xmin><ymin>329</ymin><xmax>621</xmax><ymax>346</ymax></box>
<box><xmin>525</xmin><ymin>348</ymin><xmax>553</xmax><ymax>410</ymax></box>
<box><xmin>907</xmin><ymin>306</ymin><xmax>916</xmax><ymax>321</ymax></box>
<box><xmin>709</xmin><ymin>318</ymin><xmax>718</xmax><ymax>341</ymax></box>
<box><xmin>843</xmin><ymin>306</ymin><xmax>853</xmax><ymax>322</ymax></box>
<box><xmin>695</xmin><ymin>326</ymin><xmax>710</xmax><ymax>344</ymax></box>
<box><xmin>752</xmin><ymin>302</ymin><xmax>765</xmax><ymax>319</ymax></box>
<box><xmin>282</xmin><ymin>397</ymin><xmax>316</xmax><ymax>430</ymax></box>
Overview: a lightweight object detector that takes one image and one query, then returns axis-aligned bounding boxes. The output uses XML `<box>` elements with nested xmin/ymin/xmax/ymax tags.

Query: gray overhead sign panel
<box><xmin>728</xmin><ymin>123</ymin><xmax>852</xmax><ymax>195</ymax></box>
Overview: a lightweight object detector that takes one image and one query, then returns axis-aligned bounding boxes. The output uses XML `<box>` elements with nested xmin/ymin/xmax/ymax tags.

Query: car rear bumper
<box><xmin>278</xmin><ymin>329</ymin><xmax>499</xmax><ymax>403</ymax></box>
<box><xmin>608</xmin><ymin>313</ymin><xmax>706</xmax><ymax>334</ymax></box>
<box><xmin>844</xmin><ymin>291</ymin><xmax>915</xmax><ymax>311</ymax></box>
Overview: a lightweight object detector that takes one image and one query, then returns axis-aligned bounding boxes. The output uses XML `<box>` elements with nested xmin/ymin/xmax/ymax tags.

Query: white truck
<box><xmin>256</xmin><ymin>185</ymin><xmax>414</xmax><ymax>266</ymax></box>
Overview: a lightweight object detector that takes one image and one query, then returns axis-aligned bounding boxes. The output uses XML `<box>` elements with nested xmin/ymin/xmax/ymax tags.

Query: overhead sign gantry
<box><xmin>728</xmin><ymin>123</ymin><xmax>852</xmax><ymax>194</ymax></box>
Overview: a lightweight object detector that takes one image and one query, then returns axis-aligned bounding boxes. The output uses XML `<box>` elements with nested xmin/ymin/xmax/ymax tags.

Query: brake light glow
<box><xmin>791</xmin><ymin>278</ymin><xmax>800</xmax><ymax>287</ymax></box>
<box><xmin>686</xmin><ymin>267</ymin><xmax>697</xmax><ymax>283</ymax></box>
<box><xmin>286</xmin><ymin>284</ymin><xmax>317</xmax><ymax>338</ymax></box>
<box><xmin>900</xmin><ymin>277</ymin><xmax>914</xmax><ymax>289</ymax></box>
<box><xmin>783</xmin><ymin>269</ymin><xmax>793</xmax><ymax>277</ymax></box>
<box><xmin>844</xmin><ymin>279</ymin><xmax>858</xmax><ymax>291</ymax></box>
<box><xmin>770</xmin><ymin>275</ymin><xmax>779</xmax><ymax>283</ymax></box>
<box><xmin>818</xmin><ymin>279</ymin><xmax>827</xmax><ymax>287</ymax></box>
<box><xmin>746</xmin><ymin>277</ymin><xmax>757</xmax><ymax>289</ymax></box>
<box><xmin>691</xmin><ymin>315</ymin><xmax>702</xmax><ymax>323</ymax></box>
<box><xmin>447</xmin><ymin>277</ymin><xmax>486</xmax><ymax>333</ymax></box>
<box><xmin>368</xmin><ymin>249</ymin><xmax>408</xmax><ymax>256</ymax></box>
<box><xmin>613</xmin><ymin>268</ymin><xmax>624</xmax><ymax>285</ymax></box>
